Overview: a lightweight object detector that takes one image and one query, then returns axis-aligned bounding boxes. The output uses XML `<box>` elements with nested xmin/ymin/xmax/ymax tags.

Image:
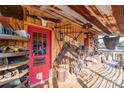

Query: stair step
<box><xmin>106</xmin><ymin>81</ymin><xmax>112</xmax><ymax>88</ymax></box>
<box><xmin>95</xmin><ymin>65</ymin><xmax>109</xmax><ymax>75</ymax></box>
<box><xmin>115</xmin><ymin>69</ymin><xmax>123</xmax><ymax>85</ymax></box>
<box><xmin>112</xmin><ymin>69</ymin><xmax>120</xmax><ymax>82</ymax></box>
<box><xmin>101</xmin><ymin>66</ymin><xmax>113</xmax><ymax>76</ymax></box>
<box><xmin>109</xmin><ymin>82</ymin><xmax>114</xmax><ymax>88</ymax></box>
<box><xmin>98</xmin><ymin>65</ymin><xmax>111</xmax><ymax>75</ymax></box>
<box><xmin>87</xmin><ymin>74</ymin><xmax>99</xmax><ymax>87</ymax></box>
<box><xmin>92</xmin><ymin>77</ymin><xmax>103</xmax><ymax>88</ymax></box>
<box><xmin>107</xmin><ymin>68</ymin><xmax>116</xmax><ymax>79</ymax></box>
<box><xmin>99</xmin><ymin>79</ymin><xmax>108</xmax><ymax>88</ymax></box>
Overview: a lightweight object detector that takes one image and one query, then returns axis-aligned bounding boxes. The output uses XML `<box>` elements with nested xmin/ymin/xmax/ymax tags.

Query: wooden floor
<box><xmin>31</xmin><ymin>61</ymin><xmax>124</xmax><ymax>88</ymax></box>
<box><xmin>33</xmin><ymin>81</ymin><xmax>49</xmax><ymax>88</ymax></box>
<box><xmin>55</xmin><ymin>62</ymin><xmax>124</xmax><ymax>88</ymax></box>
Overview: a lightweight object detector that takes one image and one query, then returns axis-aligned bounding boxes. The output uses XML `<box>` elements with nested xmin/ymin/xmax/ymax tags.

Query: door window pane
<box><xmin>32</xmin><ymin>32</ymin><xmax>46</xmax><ymax>56</ymax></box>
<box><xmin>33</xmin><ymin>58</ymin><xmax>45</xmax><ymax>66</ymax></box>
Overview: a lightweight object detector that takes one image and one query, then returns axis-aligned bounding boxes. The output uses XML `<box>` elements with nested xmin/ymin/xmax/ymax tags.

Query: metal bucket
<box><xmin>58</xmin><ymin>67</ymin><xmax>66</xmax><ymax>82</ymax></box>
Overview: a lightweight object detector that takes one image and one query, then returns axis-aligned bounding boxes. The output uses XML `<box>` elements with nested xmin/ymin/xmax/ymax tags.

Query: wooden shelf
<box><xmin>0</xmin><ymin>52</ymin><xmax>28</xmax><ymax>58</ymax></box>
<box><xmin>0</xmin><ymin>34</ymin><xmax>28</xmax><ymax>42</ymax></box>
<box><xmin>0</xmin><ymin>60</ymin><xmax>29</xmax><ymax>71</ymax></box>
<box><xmin>0</xmin><ymin>33</ymin><xmax>29</xmax><ymax>87</ymax></box>
<box><xmin>15</xmin><ymin>79</ymin><xmax>28</xmax><ymax>88</ymax></box>
<box><xmin>19</xmin><ymin>70</ymin><xmax>28</xmax><ymax>78</ymax></box>
<box><xmin>0</xmin><ymin>65</ymin><xmax>7</xmax><ymax>71</ymax></box>
<box><xmin>0</xmin><ymin>69</ymin><xmax>28</xmax><ymax>86</ymax></box>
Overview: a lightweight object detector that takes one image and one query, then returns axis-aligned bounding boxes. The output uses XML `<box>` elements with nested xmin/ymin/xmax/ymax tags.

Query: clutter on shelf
<box><xmin>8</xmin><ymin>56</ymin><xmax>29</xmax><ymax>65</ymax></box>
<box><xmin>0</xmin><ymin>21</ymin><xmax>29</xmax><ymax>88</ymax></box>
<box><xmin>0</xmin><ymin>45</ymin><xmax>28</xmax><ymax>53</ymax></box>
<box><xmin>0</xmin><ymin>23</ymin><xmax>15</xmax><ymax>35</ymax></box>
<box><xmin>15</xmin><ymin>30</ymin><xmax>30</xmax><ymax>39</ymax></box>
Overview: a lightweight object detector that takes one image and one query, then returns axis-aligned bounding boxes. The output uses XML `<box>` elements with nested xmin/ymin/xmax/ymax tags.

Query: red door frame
<box><xmin>27</xmin><ymin>25</ymin><xmax>51</xmax><ymax>85</ymax></box>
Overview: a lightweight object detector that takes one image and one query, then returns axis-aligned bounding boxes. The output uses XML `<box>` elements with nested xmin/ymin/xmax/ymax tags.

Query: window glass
<box><xmin>32</xmin><ymin>32</ymin><xmax>46</xmax><ymax>56</ymax></box>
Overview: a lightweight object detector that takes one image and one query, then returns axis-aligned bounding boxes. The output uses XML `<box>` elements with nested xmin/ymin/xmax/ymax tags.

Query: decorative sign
<box><xmin>41</xmin><ymin>18</ymin><xmax>48</xmax><ymax>26</ymax></box>
<box><xmin>36</xmin><ymin>72</ymin><xmax>43</xmax><ymax>80</ymax></box>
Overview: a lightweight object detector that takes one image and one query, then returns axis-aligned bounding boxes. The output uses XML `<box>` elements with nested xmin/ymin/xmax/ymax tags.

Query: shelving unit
<box><xmin>0</xmin><ymin>34</ymin><xmax>29</xmax><ymax>88</ymax></box>
<box><xmin>0</xmin><ymin>69</ymin><xmax>28</xmax><ymax>86</ymax></box>
<box><xmin>0</xmin><ymin>34</ymin><xmax>28</xmax><ymax>42</ymax></box>
<box><xmin>16</xmin><ymin>79</ymin><xmax>28</xmax><ymax>88</ymax></box>
<box><xmin>0</xmin><ymin>60</ymin><xmax>29</xmax><ymax>71</ymax></box>
<box><xmin>0</xmin><ymin>52</ymin><xmax>29</xmax><ymax>58</ymax></box>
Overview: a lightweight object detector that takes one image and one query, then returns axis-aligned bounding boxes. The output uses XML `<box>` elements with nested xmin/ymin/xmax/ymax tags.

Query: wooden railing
<box><xmin>98</xmin><ymin>49</ymin><xmax>124</xmax><ymax>62</ymax></box>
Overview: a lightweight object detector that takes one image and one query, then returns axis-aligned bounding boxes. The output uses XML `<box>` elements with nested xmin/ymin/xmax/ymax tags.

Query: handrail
<box><xmin>98</xmin><ymin>49</ymin><xmax>124</xmax><ymax>52</ymax></box>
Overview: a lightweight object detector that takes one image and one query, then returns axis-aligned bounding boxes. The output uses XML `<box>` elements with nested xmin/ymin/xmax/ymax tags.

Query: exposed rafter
<box><xmin>68</xmin><ymin>5</ymin><xmax>112</xmax><ymax>35</ymax></box>
<box><xmin>33</xmin><ymin>5</ymin><xmax>124</xmax><ymax>36</ymax></box>
<box><xmin>41</xmin><ymin>5</ymin><xmax>105</xmax><ymax>35</ymax></box>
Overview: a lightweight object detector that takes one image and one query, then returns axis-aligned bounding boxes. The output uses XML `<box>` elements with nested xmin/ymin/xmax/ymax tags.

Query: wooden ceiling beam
<box><xmin>68</xmin><ymin>5</ymin><xmax>112</xmax><ymax>35</ymax></box>
<box><xmin>33</xmin><ymin>5</ymin><xmax>102</xmax><ymax>35</ymax></box>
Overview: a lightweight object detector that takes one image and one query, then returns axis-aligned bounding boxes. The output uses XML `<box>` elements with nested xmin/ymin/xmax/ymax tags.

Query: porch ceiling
<box><xmin>36</xmin><ymin>5</ymin><xmax>124</xmax><ymax>36</ymax></box>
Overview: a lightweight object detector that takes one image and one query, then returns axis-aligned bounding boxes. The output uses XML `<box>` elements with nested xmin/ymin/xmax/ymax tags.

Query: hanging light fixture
<box><xmin>82</xmin><ymin>23</ymin><xmax>93</xmax><ymax>29</ymax></box>
<box><xmin>57</xmin><ymin>31</ymin><xmax>63</xmax><ymax>41</ymax></box>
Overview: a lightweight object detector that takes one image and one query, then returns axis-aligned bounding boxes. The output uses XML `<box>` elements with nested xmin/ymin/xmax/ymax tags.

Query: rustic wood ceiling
<box><xmin>36</xmin><ymin>5</ymin><xmax>123</xmax><ymax>36</ymax></box>
<box><xmin>112</xmin><ymin>5</ymin><xmax>124</xmax><ymax>34</ymax></box>
<box><xmin>1</xmin><ymin>5</ymin><xmax>121</xmax><ymax>36</ymax></box>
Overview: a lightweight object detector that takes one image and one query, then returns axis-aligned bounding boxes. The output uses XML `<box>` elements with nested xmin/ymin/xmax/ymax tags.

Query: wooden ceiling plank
<box><xmin>89</xmin><ymin>5</ymin><xmax>120</xmax><ymax>35</ymax></box>
<box><xmin>68</xmin><ymin>5</ymin><xmax>112</xmax><ymax>35</ymax></box>
<box><xmin>112</xmin><ymin>5</ymin><xmax>124</xmax><ymax>34</ymax></box>
<box><xmin>47</xmin><ymin>6</ymin><xmax>107</xmax><ymax>35</ymax></box>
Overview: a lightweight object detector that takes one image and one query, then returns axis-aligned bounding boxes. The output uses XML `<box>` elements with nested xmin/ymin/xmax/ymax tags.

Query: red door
<box><xmin>27</xmin><ymin>26</ymin><xmax>51</xmax><ymax>85</ymax></box>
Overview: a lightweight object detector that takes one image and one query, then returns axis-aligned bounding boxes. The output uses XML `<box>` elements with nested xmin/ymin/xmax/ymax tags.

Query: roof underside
<box><xmin>36</xmin><ymin>5</ymin><xmax>124</xmax><ymax>36</ymax></box>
